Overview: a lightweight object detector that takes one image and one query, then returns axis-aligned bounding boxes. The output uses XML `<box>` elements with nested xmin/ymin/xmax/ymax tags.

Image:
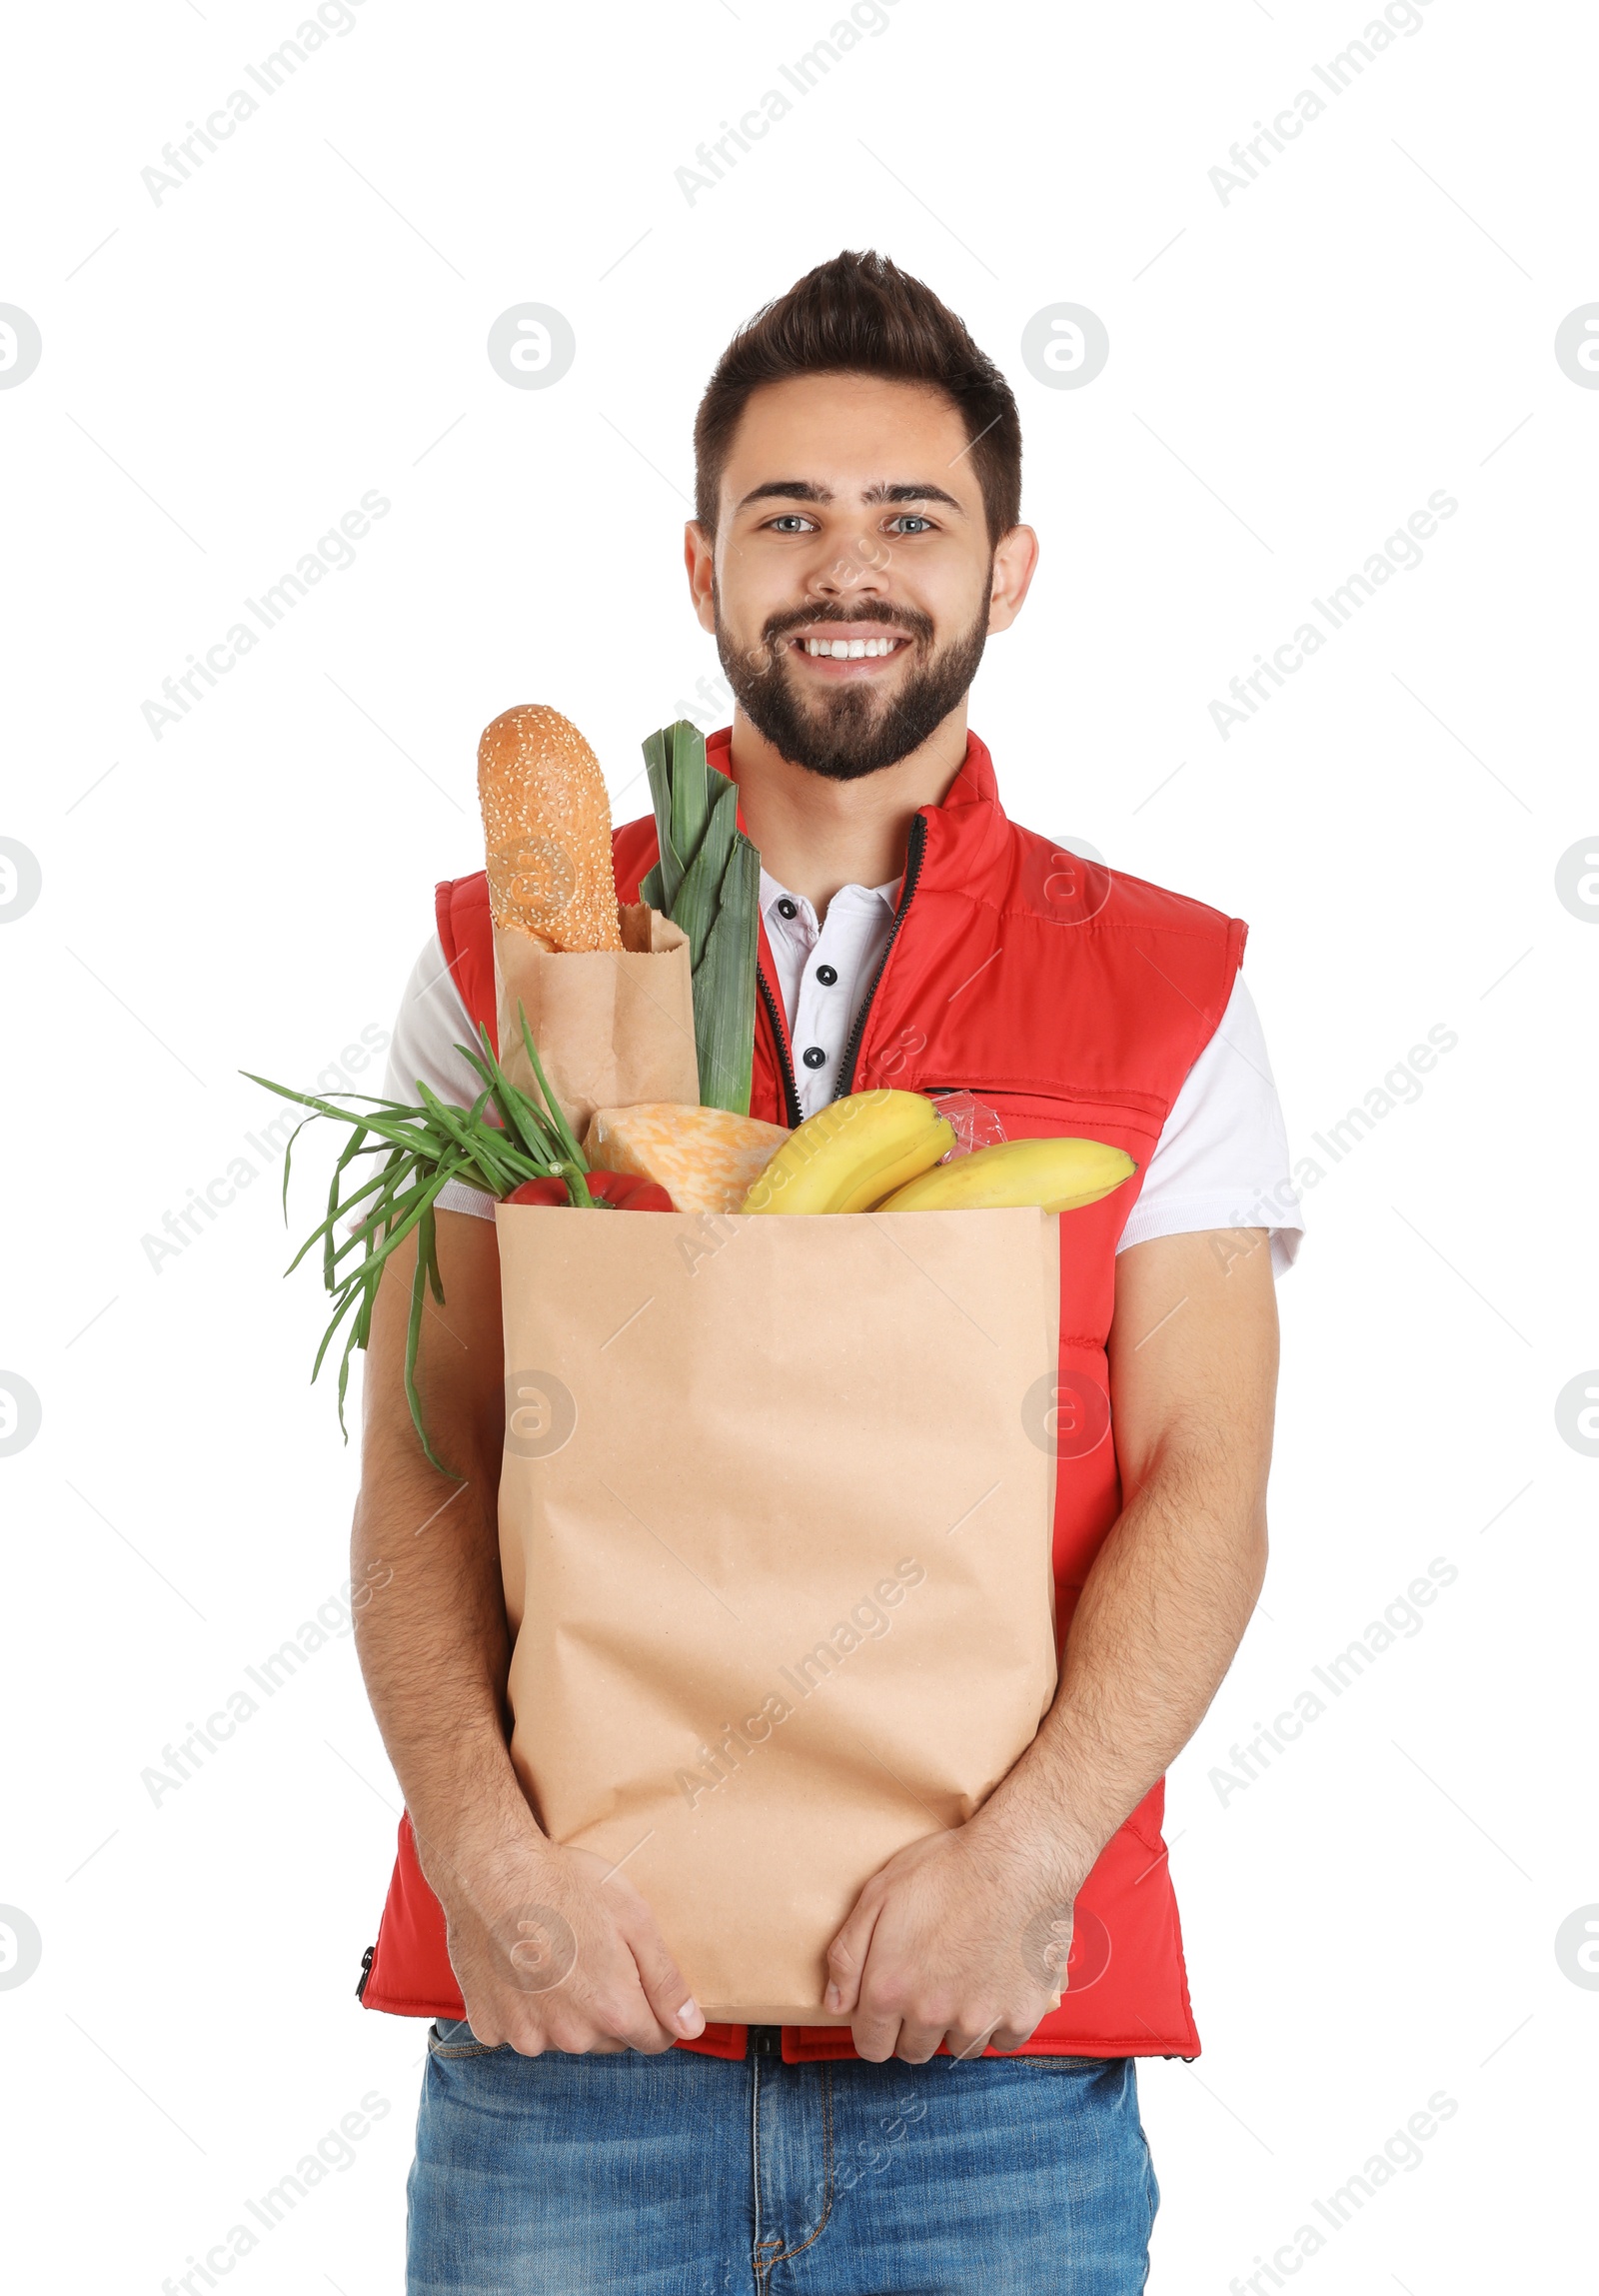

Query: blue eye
<box><xmin>769</xmin><ymin>515</ymin><xmax>814</xmax><ymax>533</ymax></box>
<box><xmin>888</xmin><ymin>515</ymin><xmax>933</xmax><ymax>534</ymax></box>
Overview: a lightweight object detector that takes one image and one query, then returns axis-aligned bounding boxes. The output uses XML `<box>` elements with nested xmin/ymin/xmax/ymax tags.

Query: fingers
<box><xmin>824</xmin><ymin>1890</ymin><xmax>883</xmax><ymax>2018</ymax></box>
<box><xmin>889</xmin><ymin>2018</ymin><xmax>947</xmax><ymax>2065</ymax></box>
<box><xmin>876</xmin><ymin>2006</ymin><xmax>999</xmax><ymax>2063</ymax></box>
<box><xmin>443</xmin><ymin>1837</ymin><xmax>709</xmax><ymax>2058</ymax></box>
<box><xmin>464</xmin><ymin>1991</ymin><xmax>633</xmax><ymax>2059</ymax></box>
<box><xmin>851</xmin><ymin>2012</ymin><xmax>997</xmax><ymax>2064</ymax></box>
<box><xmin>585</xmin><ymin>1970</ymin><xmax>679</xmax><ymax>2056</ymax></box>
<box><xmin>849</xmin><ymin>2009</ymin><xmax>903</xmax><ymax>2065</ymax></box>
<box><xmin>546</xmin><ymin>1970</ymin><xmax>671</xmax><ymax>2057</ymax></box>
<box><xmin>981</xmin><ymin>2016</ymin><xmax>1040</xmax><ymax>2056</ymax></box>
<box><xmin>858</xmin><ymin>2003</ymin><xmax>1031</xmax><ymax>2065</ymax></box>
<box><xmin>555</xmin><ymin>1996</ymin><xmax>662</xmax><ymax>2054</ymax></box>
<box><xmin>484</xmin><ymin>1849</ymin><xmax>685</xmax><ymax>2054</ymax></box>
<box><xmin>615</xmin><ymin>1901</ymin><xmax>705</xmax><ymax>2043</ymax></box>
<box><xmin>945</xmin><ymin>2021</ymin><xmax>1001</xmax><ymax>2064</ymax></box>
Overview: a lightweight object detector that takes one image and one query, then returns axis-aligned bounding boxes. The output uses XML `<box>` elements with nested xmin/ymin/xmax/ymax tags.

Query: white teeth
<box><xmin>804</xmin><ymin>636</ymin><xmax>898</xmax><ymax>658</ymax></box>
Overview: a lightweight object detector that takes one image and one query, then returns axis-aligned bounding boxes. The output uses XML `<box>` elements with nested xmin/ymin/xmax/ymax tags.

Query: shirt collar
<box><xmin>758</xmin><ymin>868</ymin><xmax>901</xmax><ymax>926</ymax></box>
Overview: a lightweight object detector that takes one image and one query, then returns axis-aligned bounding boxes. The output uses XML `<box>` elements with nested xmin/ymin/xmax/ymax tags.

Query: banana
<box><xmin>742</xmin><ymin>1090</ymin><xmax>954</xmax><ymax>1214</ymax></box>
<box><xmin>874</xmin><ymin>1136</ymin><xmax>1136</xmax><ymax>1214</ymax></box>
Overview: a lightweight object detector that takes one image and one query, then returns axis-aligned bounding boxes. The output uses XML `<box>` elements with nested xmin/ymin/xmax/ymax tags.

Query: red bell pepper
<box><xmin>505</xmin><ymin>1168</ymin><xmax>675</xmax><ymax>1212</ymax></box>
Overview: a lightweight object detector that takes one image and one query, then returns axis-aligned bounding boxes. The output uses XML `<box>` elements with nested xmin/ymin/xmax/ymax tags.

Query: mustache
<box><xmin>762</xmin><ymin>605</ymin><xmax>932</xmax><ymax>649</ymax></box>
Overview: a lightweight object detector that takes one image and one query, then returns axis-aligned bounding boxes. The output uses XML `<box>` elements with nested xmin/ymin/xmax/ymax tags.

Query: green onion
<box><xmin>638</xmin><ymin>719</ymin><xmax>761</xmax><ymax>1117</ymax></box>
<box><xmin>247</xmin><ymin>1004</ymin><xmax>594</xmax><ymax>1479</ymax></box>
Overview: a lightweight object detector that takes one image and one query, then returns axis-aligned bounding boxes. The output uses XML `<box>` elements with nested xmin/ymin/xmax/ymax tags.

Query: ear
<box><xmin>685</xmin><ymin>521</ymin><xmax>717</xmax><ymax>635</ymax></box>
<box><xmin>986</xmin><ymin>524</ymin><xmax>1040</xmax><ymax>634</ymax></box>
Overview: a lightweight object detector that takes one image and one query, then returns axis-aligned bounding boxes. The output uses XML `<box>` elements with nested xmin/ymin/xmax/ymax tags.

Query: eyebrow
<box><xmin>734</xmin><ymin>479</ymin><xmax>967</xmax><ymax>516</ymax></box>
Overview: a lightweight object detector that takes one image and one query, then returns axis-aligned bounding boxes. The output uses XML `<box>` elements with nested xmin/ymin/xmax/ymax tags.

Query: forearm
<box><xmin>350</xmin><ymin>1216</ymin><xmax>543</xmax><ymax>1893</ymax></box>
<box><xmin>977</xmin><ymin>1443</ymin><xmax>1267</xmax><ymax>1884</ymax></box>
<box><xmin>976</xmin><ymin>1226</ymin><xmax>1279</xmax><ymax>1890</ymax></box>
<box><xmin>352</xmin><ymin>1452</ymin><xmax>538</xmax><ymax>1875</ymax></box>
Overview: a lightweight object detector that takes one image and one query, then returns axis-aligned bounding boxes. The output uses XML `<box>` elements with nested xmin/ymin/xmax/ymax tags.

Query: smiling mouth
<box><xmin>781</xmin><ymin>628</ymin><xmax>914</xmax><ymax>666</ymax></box>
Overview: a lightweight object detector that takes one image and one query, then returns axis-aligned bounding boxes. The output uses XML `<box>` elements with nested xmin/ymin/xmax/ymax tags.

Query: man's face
<box><xmin>690</xmin><ymin>373</ymin><xmax>1019</xmax><ymax>780</ymax></box>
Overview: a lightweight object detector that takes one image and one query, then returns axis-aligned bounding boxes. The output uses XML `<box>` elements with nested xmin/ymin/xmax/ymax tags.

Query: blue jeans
<box><xmin>407</xmin><ymin>2019</ymin><xmax>1157</xmax><ymax>2293</ymax></box>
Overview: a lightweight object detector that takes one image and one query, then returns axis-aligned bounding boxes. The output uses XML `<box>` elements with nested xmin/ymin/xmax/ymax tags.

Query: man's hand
<box><xmin>823</xmin><ymin>1821</ymin><xmax>1085</xmax><ymax>2063</ymax></box>
<box><xmin>425</xmin><ymin>1822</ymin><xmax>705</xmax><ymax>2056</ymax></box>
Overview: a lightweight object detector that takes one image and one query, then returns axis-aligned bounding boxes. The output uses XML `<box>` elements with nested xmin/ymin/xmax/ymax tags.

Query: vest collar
<box><xmin>707</xmin><ymin>722</ymin><xmax>1006</xmax><ymax>882</ymax></box>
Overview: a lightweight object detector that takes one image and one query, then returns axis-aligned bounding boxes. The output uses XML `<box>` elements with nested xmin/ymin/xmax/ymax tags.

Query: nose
<box><xmin>803</xmin><ymin>530</ymin><xmax>892</xmax><ymax>600</ymax></box>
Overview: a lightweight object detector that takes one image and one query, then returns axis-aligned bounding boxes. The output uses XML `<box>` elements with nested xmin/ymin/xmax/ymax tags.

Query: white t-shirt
<box><xmin>380</xmin><ymin>874</ymin><xmax>1305</xmax><ymax>1274</ymax></box>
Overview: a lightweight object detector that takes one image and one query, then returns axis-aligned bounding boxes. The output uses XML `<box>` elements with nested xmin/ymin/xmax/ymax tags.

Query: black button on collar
<box><xmin>801</xmin><ymin>1045</ymin><xmax>826</xmax><ymax>1070</ymax></box>
<box><xmin>815</xmin><ymin>964</ymin><xmax>838</xmax><ymax>987</ymax></box>
<box><xmin>776</xmin><ymin>898</ymin><xmax>799</xmax><ymax>921</ymax></box>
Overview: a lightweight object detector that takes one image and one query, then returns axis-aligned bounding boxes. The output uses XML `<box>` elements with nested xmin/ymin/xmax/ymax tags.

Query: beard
<box><xmin>713</xmin><ymin>582</ymin><xmax>990</xmax><ymax>782</ymax></box>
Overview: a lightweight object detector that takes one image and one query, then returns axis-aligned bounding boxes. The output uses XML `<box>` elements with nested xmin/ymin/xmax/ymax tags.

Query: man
<box><xmin>358</xmin><ymin>250</ymin><xmax>1300</xmax><ymax>2291</ymax></box>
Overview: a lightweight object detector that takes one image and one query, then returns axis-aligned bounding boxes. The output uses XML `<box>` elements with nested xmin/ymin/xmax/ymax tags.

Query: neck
<box><xmin>725</xmin><ymin>703</ymin><xmax>969</xmax><ymax>918</ymax></box>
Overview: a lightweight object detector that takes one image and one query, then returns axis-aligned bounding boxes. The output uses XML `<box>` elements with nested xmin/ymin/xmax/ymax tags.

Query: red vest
<box><xmin>360</xmin><ymin>726</ymin><xmax>1245</xmax><ymax>2064</ymax></box>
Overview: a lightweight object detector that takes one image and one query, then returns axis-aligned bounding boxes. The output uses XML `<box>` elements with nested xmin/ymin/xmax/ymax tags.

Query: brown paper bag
<box><xmin>494</xmin><ymin>1202</ymin><xmax>1060</xmax><ymax>2024</ymax></box>
<box><xmin>493</xmin><ymin>903</ymin><xmax>699</xmax><ymax>1137</ymax></box>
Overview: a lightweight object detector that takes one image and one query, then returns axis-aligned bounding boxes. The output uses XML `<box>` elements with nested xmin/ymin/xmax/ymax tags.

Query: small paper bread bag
<box><xmin>494</xmin><ymin>1202</ymin><xmax>1060</xmax><ymax>2024</ymax></box>
<box><xmin>493</xmin><ymin>903</ymin><xmax>699</xmax><ymax>1136</ymax></box>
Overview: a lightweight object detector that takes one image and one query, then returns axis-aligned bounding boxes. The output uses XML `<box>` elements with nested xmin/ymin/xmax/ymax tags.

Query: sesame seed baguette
<box><xmin>478</xmin><ymin>703</ymin><xmax>624</xmax><ymax>952</ymax></box>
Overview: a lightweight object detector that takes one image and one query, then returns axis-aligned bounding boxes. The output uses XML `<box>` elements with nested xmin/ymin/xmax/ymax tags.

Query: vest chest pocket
<box><xmin>923</xmin><ymin>1087</ymin><xmax>1164</xmax><ymax>1172</ymax></box>
<box><xmin>912</xmin><ymin>1089</ymin><xmax>1162</xmax><ymax>1347</ymax></box>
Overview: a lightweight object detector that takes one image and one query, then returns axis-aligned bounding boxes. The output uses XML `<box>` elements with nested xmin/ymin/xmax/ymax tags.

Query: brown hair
<box><xmin>693</xmin><ymin>249</ymin><xmax>1021</xmax><ymax>547</ymax></box>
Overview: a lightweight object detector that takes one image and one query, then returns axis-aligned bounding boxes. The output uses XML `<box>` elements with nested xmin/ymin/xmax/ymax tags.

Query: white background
<box><xmin>2</xmin><ymin>0</ymin><xmax>1595</xmax><ymax>2289</ymax></box>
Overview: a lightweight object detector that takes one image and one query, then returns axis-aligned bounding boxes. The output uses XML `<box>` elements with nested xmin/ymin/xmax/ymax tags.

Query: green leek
<box><xmin>638</xmin><ymin>719</ymin><xmax>761</xmax><ymax>1117</ymax></box>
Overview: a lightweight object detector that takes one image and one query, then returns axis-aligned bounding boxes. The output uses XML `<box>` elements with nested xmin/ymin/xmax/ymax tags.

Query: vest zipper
<box><xmin>758</xmin><ymin>967</ymin><xmax>802</xmax><ymax>1130</ymax></box>
<box><xmin>356</xmin><ymin>1943</ymin><xmax>375</xmax><ymax>2001</ymax></box>
<box><xmin>831</xmin><ymin>812</ymin><xmax>929</xmax><ymax>1102</ymax></box>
